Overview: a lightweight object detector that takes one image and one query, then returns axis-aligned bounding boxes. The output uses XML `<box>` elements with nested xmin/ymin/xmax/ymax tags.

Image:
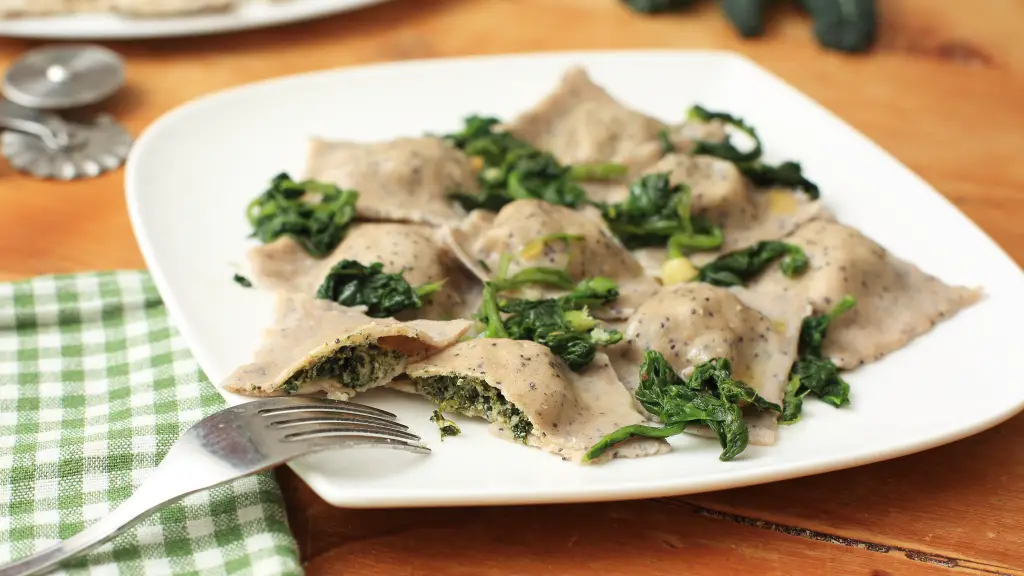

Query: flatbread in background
<box><xmin>247</xmin><ymin>223</ymin><xmax>481</xmax><ymax>321</ymax></box>
<box><xmin>748</xmin><ymin>219</ymin><xmax>983</xmax><ymax>369</ymax></box>
<box><xmin>305</xmin><ymin>136</ymin><xmax>476</xmax><ymax>227</ymax></box>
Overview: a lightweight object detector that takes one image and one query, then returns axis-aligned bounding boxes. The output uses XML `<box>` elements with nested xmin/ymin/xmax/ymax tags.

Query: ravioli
<box><xmin>610</xmin><ymin>282</ymin><xmax>808</xmax><ymax>445</ymax></box>
<box><xmin>748</xmin><ymin>220</ymin><xmax>983</xmax><ymax>369</ymax></box>
<box><xmin>504</xmin><ymin>66</ymin><xmax>726</xmax><ymax>173</ymax></box>
<box><xmin>247</xmin><ymin>223</ymin><xmax>480</xmax><ymax>321</ymax></box>
<box><xmin>628</xmin><ymin>153</ymin><xmax>831</xmax><ymax>278</ymax></box>
<box><xmin>444</xmin><ymin>199</ymin><xmax>659</xmax><ymax>318</ymax></box>
<box><xmin>223</xmin><ymin>294</ymin><xmax>472</xmax><ymax>399</ymax></box>
<box><xmin>304</xmin><ymin>136</ymin><xmax>477</xmax><ymax>226</ymax></box>
<box><xmin>397</xmin><ymin>339</ymin><xmax>669</xmax><ymax>463</ymax></box>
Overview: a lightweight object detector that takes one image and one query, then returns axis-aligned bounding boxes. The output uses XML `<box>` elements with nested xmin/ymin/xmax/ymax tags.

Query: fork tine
<box><xmin>302</xmin><ymin>436</ymin><xmax>431</xmax><ymax>455</ymax></box>
<box><xmin>255</xmin><ymin>396</ymin><xmax>398</xmax><ymax>420</ymax></box>
<box><xmin>268</xmin><ymin>415</ymin><xmax>409</xmax><ymax>432</ymax></box>
<box><xmin>279</xmin><ymin>422</ymin><xmax>423</xmax><ymax>443</ymax></box>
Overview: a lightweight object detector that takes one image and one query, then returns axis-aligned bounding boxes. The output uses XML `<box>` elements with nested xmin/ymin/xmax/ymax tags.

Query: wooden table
<box><xmin>2</xmin><ymin>1</ymin><xmax>1022</xmax><ymax>574</ymax></box>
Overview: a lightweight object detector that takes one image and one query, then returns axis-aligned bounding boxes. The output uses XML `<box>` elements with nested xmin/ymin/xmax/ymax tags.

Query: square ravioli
<box><xmin>504</xmin><ymin>66</ymin><xmax>726</xmax><ymax>172</ymax></box>
<box><xmin>305</xmin><ymin>136</ymin><xmax>477</xmax><ymax>226</ymax></box>
<box><xmin>748</xmin><ymin>220</ymin><xmax>983</xmax><ymax>368</ymax></box>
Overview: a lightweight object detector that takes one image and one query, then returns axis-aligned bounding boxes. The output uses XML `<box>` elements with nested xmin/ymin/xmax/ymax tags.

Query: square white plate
<box><xmin>125</xmin><ymin>50</ymin><xmax>1024</xmax><ymax>508</ymax></box>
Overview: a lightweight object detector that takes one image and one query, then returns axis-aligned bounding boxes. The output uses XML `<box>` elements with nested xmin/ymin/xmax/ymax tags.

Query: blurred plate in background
<box><xmin>0</xmin><ymin>0</ymin><xmax>392</xmax><ymax>40</ymax></box>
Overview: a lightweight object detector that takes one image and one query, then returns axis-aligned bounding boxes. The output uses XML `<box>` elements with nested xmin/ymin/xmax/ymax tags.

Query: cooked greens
<box><xmin>279</xmin><ymin>345</ymin><xmax>403</xmax><ymax>395</ymax></box>
<box><xmin>246</xmin><ymin>172</ymin><xmax>359</xmax><ymax>258</ymax></box>
<box><xmin>443</xmin><ymin>115</ymin><xmax>588</xmax><ymax>212</ymax></box>
<box><xmin>478</xmin><ymin>278</ymin><xmax>623</xmax><ymax>370</ymax></box>
<box><xmin>315</xmin><ymin>260</ymin><xmax>445</xmax><ymax>318</ymax></box>
<box><xmin>232</xmin><ymin>273</ymin><xmax>253</xmax><ymax>288</ymax></box>
<box><xmin>696</xmin><ymin>240</ymin><xmax>809</xmax><ymax>287</ymax></box>
<box><xmin>741</xmin><ymin>161</ymin><xmax>820</xmax><ymax>199</ymax></box>
<box><xmin>584</xmin><ymin>352</ymin><xmax>780</xmax><ymax>462</ymax></box>
<box><xmin>430</xmin><ymin>410</ymin><xmax>462</xmax><ymax>440</ymax></box>
<box><xmin>596</xmin><ymin>173</ymin><xmax>724</xmax><ymax>253</ymax></box>
<box><xmin>416</xmin><ymin>374</ymin><xmax>533</xmax><ymax>441</ymax></box>
<box><xmin>687</xmin><ymin>105</ymin><xmax>763</xmax><ymax>163</ymax></box>
<box><xmin>782</xmin><ymin>295</ymin><xmax>857</xmax><ymax>423</ymax></box>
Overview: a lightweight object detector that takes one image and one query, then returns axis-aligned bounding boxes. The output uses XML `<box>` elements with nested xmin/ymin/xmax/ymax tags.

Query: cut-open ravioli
<box><xmin>247</xmin><ymin>223</ymin><xmax>480</xmax><ymax>320</ymax></box>
<box><xmin>395</xmin><ymin>338</ymin><xmax>669</xmax><ymax>463</ymax></box>
<box><xmin>628</xmin><ymin>153</ymin><xmax>830</xmax><ymax>278</ymax></box>
<box><xmin>444</xmin><ymin>199</ymin><xmax>659</xmax><ymax>318</ymax></box>
<box><xmin>504</xmin><ymin>66</ymin><xmax>726</xmax><ymax>173</ymax></box>
<box><xmin>748</xmin><ymin>220</ymin><xmax>983</xmax><ymax>369</ymax></box>
<box><xmin>610</xmin><ymin>282</ymin><xmax>808</xmax><ymax>445</ymax></box>
<box><xmin>223</xmin><ymin>294</ymin><xmax>472</xmax><ymax>398</ymax></box>
<box><xmin>304</xmin><ymin>136</ymin><xmax>476</xmax><ymax>226</ymax></box>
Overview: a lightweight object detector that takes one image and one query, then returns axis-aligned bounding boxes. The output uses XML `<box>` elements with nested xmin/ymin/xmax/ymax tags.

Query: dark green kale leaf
<box><xmin>740</xmin><ymin>161</ymin><xmax>820</xmax><ymax>199</ymax></box>
<box><xmin>596</xmin><ymin>173</ymin><xmax>724</xmax><ymax>253</ymax></box>
<box><xmin>430</xmin><ymin>410</ymin><xmax>462</xmax><ymax>440</ymax></box>
<box><xmin>622</xmin><ymin>0</ymin><xmax>696</xmax><ymax>13</ymax></box>
<box><xmin>687</xmin><ymin>105</ymin><xmax>763</xmax><ymax>163</ymax></box>
<box><xmin>696</xmin><ymin>240</ymin><xmax>809</xmax><ymax>287</ymax></box>
<box><xmin>782</xmin><ymin>295</ymin><xmax>857</xmax><ymax>423</ymax></box>
<box><xmin>315</xmin><ymin>260</ymin><xmax>444</xmax><ymax>318</ymax></box>
<box><xmin>806</xmin><ymin>0</ymin><xmax>877</xmax><ymax>53</ymax></box>
<box><xmin>232</xmin><ymin>273</ymin><xmax>253</xmax><ymax>288</ymax></box>
<box><xmin>443</xmin><ymin>115</ymin><xmax>589</xmax><ymax>212</ymax></box>
<box><xmin>583</xmin><ymin>352</ymin><xmax>780</xmax><ymax>462</ymax></box>
<box><xmin>721</xmin><ymin>0</ymin><xmax>768</xmax><ymax>37</ymax></box>
<box><xmin>657</xmin><ymin>128</ymin><xmax>676</xmax><ymax>155</ymax></box>
<box><xmin>477</xmin><ymin>278</ymin><xmax>623</xmax><ymax>370</ymax></box>
<box><xmin>246</xmin><ymin>172</ymin><xmax>359</xmax><ymax>258</ymax></box>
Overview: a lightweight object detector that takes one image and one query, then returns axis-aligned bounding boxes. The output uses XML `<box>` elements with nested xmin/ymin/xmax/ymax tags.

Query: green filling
<box><xmin>280</xmin><ymin>345</ymin><xmax>403</xmax><ymax>394</ymax></box>
<box><xmin>415</xmin><ymin>375</ymin><xmax>534</xmax><ymax>442</ymax></box>
<box><xmin>430</xmin><ymin>410</ymin><xmax>462</xmax><ymax>440</ymax></box>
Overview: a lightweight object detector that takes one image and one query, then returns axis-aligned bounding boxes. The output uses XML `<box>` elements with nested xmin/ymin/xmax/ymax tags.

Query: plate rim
<box><xmin>0</xmin><ymin>0</ymin><xmax>391</xmax><ymax>40</ymax></box>
<box><xmin>125</xmin><ymin>49</ymin><xmax>1024</xmax><ymax>508</ymax></box>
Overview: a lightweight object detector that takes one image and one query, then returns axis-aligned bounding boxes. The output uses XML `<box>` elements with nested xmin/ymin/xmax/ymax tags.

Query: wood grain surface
<box><xmin>1</xmin><ymin>1</ymin><xmax>1022</xmax><ymax>574</ymax></box>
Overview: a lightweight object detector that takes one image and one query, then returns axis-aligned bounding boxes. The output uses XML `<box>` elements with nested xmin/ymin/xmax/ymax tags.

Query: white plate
<box><xmin>125</xmin><ymin>50</ymin><xmax>1024</xmax><ymax>509</ymax></box>
<box><xmin>0</xmin><ymin>0</ymin><xmax>390</xmax><ymax>40</ymax></box>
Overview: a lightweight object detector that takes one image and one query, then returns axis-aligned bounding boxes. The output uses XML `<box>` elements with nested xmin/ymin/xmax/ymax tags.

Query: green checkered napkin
<box><xmin>0</xmin><ymin>271</ymin><xmax>302</xmax><ymax>575</ymax></box>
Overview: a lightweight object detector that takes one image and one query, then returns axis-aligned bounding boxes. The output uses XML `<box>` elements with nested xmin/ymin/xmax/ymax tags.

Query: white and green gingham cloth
<box><xmin>0</xmin><ymin>271</ymin><xmax>302</xmax><ymax>575</ymax></box>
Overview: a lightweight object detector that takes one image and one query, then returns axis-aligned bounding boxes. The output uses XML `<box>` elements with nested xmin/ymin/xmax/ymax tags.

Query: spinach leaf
<box><xmin>583</xmin><ymin>352</ymin><xmax>780</xmax><ymax>462</ymax></box>
<box><xmin>444</xmin><ymin>115</ymin><xmax>588</xmax><ymax>211</ymax></box>
<box><xmin>232</xmin><ymin>273</ymin><xmax>252</xmax><ymax>288</ymax></box>
<box><xmin>687</xmin><ymin>105</ymin><xmax>763</xmax><ymax>163</ymax></box>
<box><xmin>679</xmin><ymin>108</ymin><xmax>822</xmax><ymax>198</ymax></box>
<box><xmin>622</xmin><ymin>0</ymin><xmax>696</xmax><ymax>13</ymax></box>
<box><xmin>478</xmin><ymin>278</ymin><xmax>623</xmax><ymax>370</ymax></box>
<box><xmin>696</xmin><ymin>240</ymin><xmax>809</xmax><ymax>287</ymax></box>
<box><xmin>430</xmin><ymin>410</ymin><xmax>462</xmax><ymax>440</ymax></box>
<box><xmin>596</xmin><ymin>173</ymin><xmax>724</xmax><ymax>253</ymax></box>
<box><xmin>740</xmin><ymin>161</ymin><xmax>820</xmax><ymax>199</ymax></box>
<box><xmin>246</xmin><ymin>172</ymin><xmax>359</xmax><ymax>258</ymax></box>
<box><xmin>315</xmin><ymin>260</ymin><xmax>444</xmax><ymax>318</ymax></box>
<box><xmin>782</xmin><ymin>295</ymin><xmax>856</xmax><ymax>423</ymax></box>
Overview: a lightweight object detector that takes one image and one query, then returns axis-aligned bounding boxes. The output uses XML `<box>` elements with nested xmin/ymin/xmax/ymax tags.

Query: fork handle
<box><xmin>0</xmin><ymin>473</ymin><xmax>202</xmax><ymax>576</ymax></box>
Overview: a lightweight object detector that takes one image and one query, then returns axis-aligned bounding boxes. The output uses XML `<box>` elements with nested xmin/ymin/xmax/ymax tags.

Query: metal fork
<box><xmin>0</xmin><ymin>396</ymin><xmax>428</xmax><ymax>576</ymax></box>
